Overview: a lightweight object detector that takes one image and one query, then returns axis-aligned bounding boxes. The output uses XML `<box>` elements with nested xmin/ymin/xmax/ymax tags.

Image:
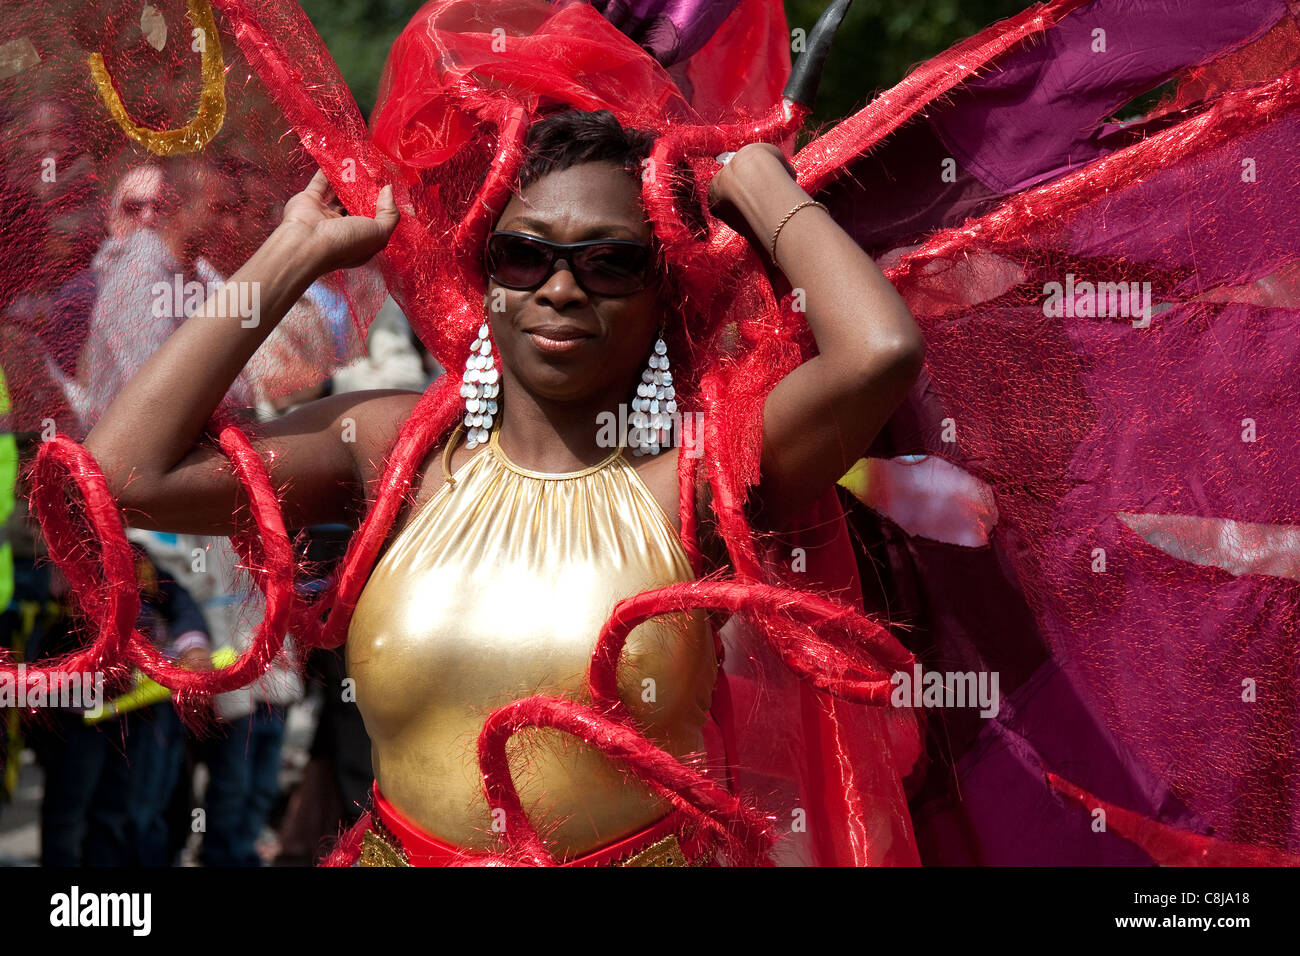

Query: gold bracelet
<box><xmin>769</xmin><ymin>199</ymin><xmax>827</xmax><ymax>262</ymax></box>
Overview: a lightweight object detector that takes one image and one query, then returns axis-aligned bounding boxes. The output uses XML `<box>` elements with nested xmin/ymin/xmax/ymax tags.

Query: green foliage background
<box><xmin>299</xmin><ymin>0</ymin><xmax>1033</xmax><ymax>123</ymax></box>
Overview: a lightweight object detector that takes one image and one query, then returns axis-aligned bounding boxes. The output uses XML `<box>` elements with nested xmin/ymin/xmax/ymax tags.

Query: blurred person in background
<box><xmin>0</xmin><ymin>98</ymin><xmax>100</xmax><ymax>308</ymax></box>
<box><xmin>71</xmin><ymin>156</ymin><xmax>359</xmax><ymax>431</ymax></box>
<box><xmin>42</xmin><ymin>161</ymin><xmax>172</xmax><ymax>384</ymax></box>
<box><xmin>180</xmin><ymin>535</ymin><xmax>304</xmax><ymax>867</ymax></box>
<box><xmin>274</xmin><ymin>525</ymin><xmax>370</xmax><ymax>865</ymax></box>
<box><xmin>25</xmin><ymin>538</ymin><xmax>211</xmax><ymax>866</ymax></box>
<box><xmin>73</xmin><ymin>157</ymin><xmax>256</xmax><ymax>429</ymax></box>
<box><xmin>0</xmin><ymin>99</ymin><xmax>102</xmax><ymax>436</ymax></box>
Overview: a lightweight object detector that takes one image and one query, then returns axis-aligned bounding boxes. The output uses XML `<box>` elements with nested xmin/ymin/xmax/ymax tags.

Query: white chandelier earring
<box><xmin>629</xmin><ymin>333</ymin><xmax>676</xmax><ymax>456</ymax></box>
<box><xmin>460</xmin><ymin>319</ymin><xmax>499</xmax><ymax>448</ymax></box>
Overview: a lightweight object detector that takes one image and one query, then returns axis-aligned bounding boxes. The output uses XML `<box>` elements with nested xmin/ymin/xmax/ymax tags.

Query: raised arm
<box><xmin>707</xmin><ymin>143</ymin><xmax>925</xmax><ymax>532</ymax></box>
<box><xmin>83</xmin><ymin>171</ymin><xmax>405</xmax><ymax>536</ymax></box>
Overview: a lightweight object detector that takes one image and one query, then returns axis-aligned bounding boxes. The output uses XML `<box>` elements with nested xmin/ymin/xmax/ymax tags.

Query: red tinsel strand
<box><xmin>890</xmin><ymin>63</ymin><xmax>1300</xmax><ymax>287</ymax></box>
<box><xmin>15</xmin><ymin>437</ymin><xmax>139</xmax><ymax>680</ymax></box>
<box><xmin>453</xmin><ymin>103</ymin><xmax>530</xmax><ymax>268</ymax></box>
<box><xmin>704</xmin><ymin>302</ymin><xmax>799</xmax><ymax>504</ymax></box>
<box><xmin>19</xmin><ymin>429</ymin><xmax>300</xmax><ymax>702</ymax></box>
<box><xmin>701</xmin><ymin>221</ymin><xmax>771</xmax><ymax>316</ymax></box>
<box><xmin>477</xmin><ymin>695</ymin><xmax>776</xmax><ymax>866</ymax></box>
<box><xmin>210</xmin><ymin>0</ymin><xmax>388</xmax><ymax>196</ymax></box>
<box><xmin>141</xmin><ymin>426</ymin><xmax>296</xmax><ymax>696</ymax></box>
<box><xmin>210</xmin><ymin>2</ymin><xmax>474</xmax><ymax>364</ymax></box>
<box><xmin>643</xmin><ymin>138</ymin><xmax>715</xmax><ymax>287</ymax></box>
<box><xmin>700</xmin><ymin>0</ymin><xmax>1095</xmax><ymax>272</ymax></box>
<box><xmin>697</xmin><ymin>372</ymin><xmax>762</xmax><ymax>581</ymax></box>
<box><xmin>208</xmin><ymin>0</ymin><xmax>420</xmax><ymax>354</ymax></box>
<box><xmin>793</xmin><ymin>0</ymin><xmax>1093</xmax><ymax>196</ymax></box>
<box><xmin>676</xmin><ymin>423</ymin><xmax>703</xmax><ymax>579</ymax></box>
<box><xmin>1046</xmin><ymin>772</ymin><xmax>1300</xmax><ymax>866</ymax></box>
<box><xmin>641</xmin><ymin>98</ymin><xmax>804</xmax><ymax>305</ymax></box>
<box><xmin>587</xmin><ymin>581</ymin><xmax>912</xmax><ymax>714</ymax></box>
<box><xmin>683</xmin><ymin>326</ymin><xmax>920</xmax><ymax>707</ymax></box>
<box><xmin>321</xmin><ymin>810</ymin><xmax>372</xmax><ymax>868</ymax></box>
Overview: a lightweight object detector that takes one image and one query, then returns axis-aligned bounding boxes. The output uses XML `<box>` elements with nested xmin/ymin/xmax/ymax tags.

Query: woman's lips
<box><xmin>524</xmin><ymin>327</ymin><xmax>595</xmax><ymax>355</ymax></box>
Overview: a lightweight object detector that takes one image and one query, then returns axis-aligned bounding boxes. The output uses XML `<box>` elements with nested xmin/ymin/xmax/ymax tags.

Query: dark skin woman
<box><xmin>83</xmin><ymin>142</ymin><xmax>924</xmax><ymax>551</ymax></box>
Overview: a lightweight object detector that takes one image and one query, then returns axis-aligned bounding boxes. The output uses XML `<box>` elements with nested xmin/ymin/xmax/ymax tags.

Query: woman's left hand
<box><xmin>707</xmin><ymin>143</ymin><xmax>798</xmax><ymax>238</ymax></box>
<box><xmin>704</xmin><ymin>145</ymin><xmax>925</xmax><ymax>534</ymax></box>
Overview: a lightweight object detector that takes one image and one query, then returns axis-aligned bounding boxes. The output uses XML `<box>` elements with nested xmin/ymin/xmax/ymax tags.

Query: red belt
<box><xmin>368</xmin><ymin>783</ymin><xmax>714</xmax><ymax>867</ymax></box>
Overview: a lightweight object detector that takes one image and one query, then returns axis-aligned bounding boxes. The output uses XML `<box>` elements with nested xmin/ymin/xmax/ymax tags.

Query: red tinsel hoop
<box><xmin>588</xmin><ymin>580</ymin><xmax>913</xmax><ymax>716</ymax></box>
<box><xmin>20</xmin><ymin>437</ymin><xmax>140</xmax><ymax>680</ymax></box>
<box><xmin>477</xmin><ymin>695</ymin><xmax>776</xmax><ymax>866</ymax></box>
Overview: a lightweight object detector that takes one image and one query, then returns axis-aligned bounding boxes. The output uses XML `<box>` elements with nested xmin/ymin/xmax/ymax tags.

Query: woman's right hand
<box><xmin>280</xmin><ymin>169</ymin><xmax>400</xmax><ymax>273</ymax></box>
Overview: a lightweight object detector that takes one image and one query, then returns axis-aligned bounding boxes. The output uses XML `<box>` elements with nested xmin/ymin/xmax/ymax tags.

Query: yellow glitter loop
<box><xmin>87</xmin><ymin>0</ymin><xmax>226</xmax><ymax>155</ymax></box>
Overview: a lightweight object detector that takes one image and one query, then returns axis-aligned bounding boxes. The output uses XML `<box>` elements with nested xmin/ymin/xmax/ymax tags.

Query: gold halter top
<box><xmin>346</xmin><ymin>422</ymin><xmax>716</xmax><ymax>856</ymax></box>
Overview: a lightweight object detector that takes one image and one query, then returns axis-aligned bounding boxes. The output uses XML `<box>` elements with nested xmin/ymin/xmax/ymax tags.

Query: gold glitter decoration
<box><xmin>618</xmin><ymin>833</ymin><xmax>691</xmax><ymax>867</ymax></box>
<box><xmin>356</xmin><ymin>817</ymin><xmax>709</xmax><ymax>867</ymax></box>
<box><xmin>87</xmin><ymin>0</ymin><xmax>225</xmax><ymax>155</ymax></box>
<box><xmin>358</xmin><ymin>823</ymin><xmax>411</xmax><ymax>867</ymax></box>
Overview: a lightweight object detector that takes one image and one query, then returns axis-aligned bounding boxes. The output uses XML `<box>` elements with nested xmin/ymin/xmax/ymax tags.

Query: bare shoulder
<box><xmin>309</xmin><ymin>388</ymin><xmax>424</xmax><ymax>486</ymax></box>
<box><xmin>635</xmin><ymin>449</ymin><xmax>737</xmax><ymax>636</ymax></box>
<box><xmin>628</xmin><ymin>444</ymin><xmax>683</xmax><ymax>534</ymax></box>
<box><xmin>631</xmin><ymin>445</ymin><xmax>733</xmax><ymax>631</ymax></box>
<box><xmin>256</xmin><ymin>388</ymin><xmax>425</xmax><ymax>519</ymax></box>
<box><xmin>339</xmin><ymin>387</ymin><xmax>424</xmax><ymax>431</ymax></box>
<box><xmin>343</xmin><ymin>393</ymin><xmax>482</xmax><ymax>534</ymax></box>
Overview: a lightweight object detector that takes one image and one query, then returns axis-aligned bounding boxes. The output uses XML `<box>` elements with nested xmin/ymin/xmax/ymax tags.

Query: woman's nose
<box><xmin>536</xmin><ymin>256</ymin><xmax>586</xmax><ymax>306</ymax></box>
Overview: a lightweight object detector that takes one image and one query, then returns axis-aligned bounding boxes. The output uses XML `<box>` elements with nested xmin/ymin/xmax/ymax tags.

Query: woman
<box><xmin>82</xmin><ymin>107</ymin><xmax>923</xmax><ymax>865</ymax></box>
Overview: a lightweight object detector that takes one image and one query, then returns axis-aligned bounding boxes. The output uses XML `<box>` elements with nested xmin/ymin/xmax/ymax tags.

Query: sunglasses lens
<box><xmin>486</xmin><ymin>235</ymin><xmax>550</xmax><ymax>288</ymax></box>
<box><xmin>574</xmin><ymin>244</ymin><xmax>650</xmax><ymax>295</ymax></box>
<box><xmin>485</xmin><ymin>234</ymin><xmax>651</xmax><ymax>295</ymax></box>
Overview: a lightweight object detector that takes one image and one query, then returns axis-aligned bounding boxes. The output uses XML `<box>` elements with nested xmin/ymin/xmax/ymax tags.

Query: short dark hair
<box><xmin>515</xmin><ymin>108</ymin><xmax>707</xmax><ymax>241</ymax></box>
<box><xmin>517</xmin><ymin>108</ymin><xmax>656</xmax><ymax>189</ymax></box>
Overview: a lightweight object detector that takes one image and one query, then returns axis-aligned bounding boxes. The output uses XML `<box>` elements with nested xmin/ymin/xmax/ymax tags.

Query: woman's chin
<box><xmin>515</xmin><ymin>366</ymin><xmax>596</xmax><ymax>401</ymax></box>
<box><xmin>522</xmin><ymin>371</ymin><xmax>632</xmax><ymax>411</ymax></box>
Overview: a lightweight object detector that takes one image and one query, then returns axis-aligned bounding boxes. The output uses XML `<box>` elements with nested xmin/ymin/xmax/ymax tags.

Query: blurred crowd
<box><xmin>0</xmin><ymin>96</ymin><xmax>441</xmax><ymax>866</ymax></box>
<box><xmin>1</xmin><ymin>515</ymin><xmax>389</xmax><ymax>866</ymax></box>
<box><xmin>2</xmin><ymin>98</ymin><xmax>440</xmax><ymax>435</ymax></box>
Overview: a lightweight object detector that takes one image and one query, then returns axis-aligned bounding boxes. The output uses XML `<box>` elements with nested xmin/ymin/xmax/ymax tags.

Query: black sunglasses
<box><xmin>483</xmin><ymin>230</ymin><xmax>653</xmax><ymax>296</ymax></box>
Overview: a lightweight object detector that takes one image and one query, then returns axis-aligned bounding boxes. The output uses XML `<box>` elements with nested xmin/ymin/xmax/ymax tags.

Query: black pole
<box><xmin>782</xmin><ymin>0</ymin><xmax>854</xmax><ymax>110</ymax></box>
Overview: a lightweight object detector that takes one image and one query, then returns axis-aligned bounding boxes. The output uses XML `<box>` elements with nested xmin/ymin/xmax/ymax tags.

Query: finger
<box><xmin>319</xmin><ymin>176</ymin><xmax>340</xmax><ymax>208</ymax></box>
<box><xmin>304</xmin><ymin>168</ymin><xmax>331</xmax><ymax>200</ymax></box>
<box><xmin>373</xmin><ymin>183</ymin><xmax>400</xmax><ymax>233</ymax></box>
